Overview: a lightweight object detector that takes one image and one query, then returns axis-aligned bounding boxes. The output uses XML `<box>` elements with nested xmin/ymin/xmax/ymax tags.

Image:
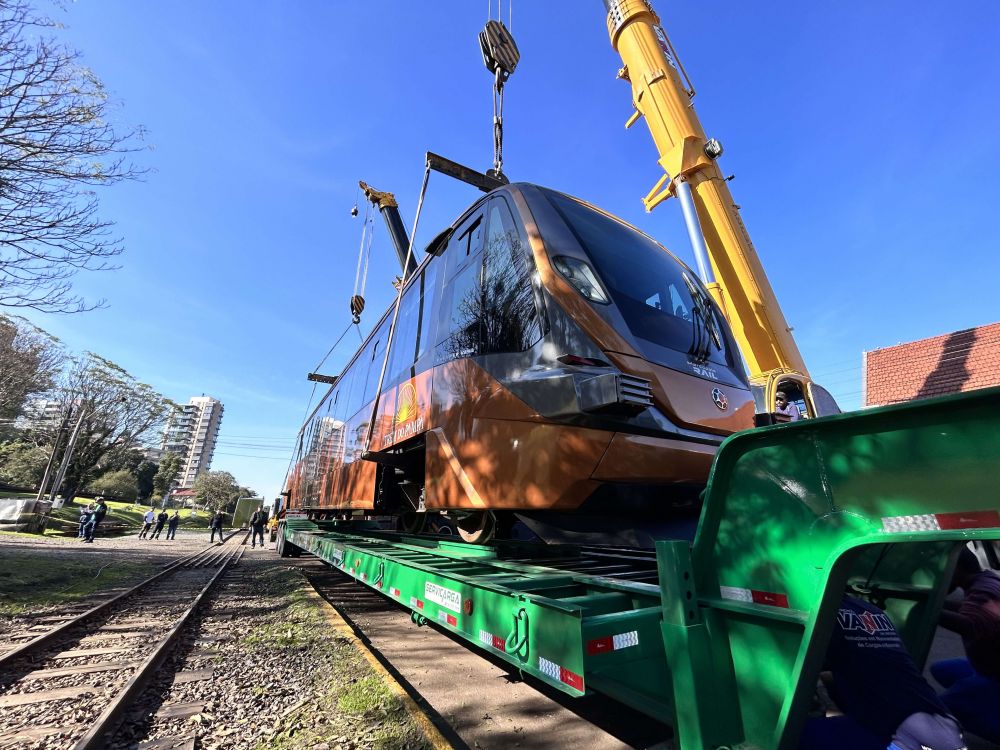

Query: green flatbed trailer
<box><xmin>278</xmin><ymin>387</ymin><xmax>1000</xmax><ymax>749</ymax></box>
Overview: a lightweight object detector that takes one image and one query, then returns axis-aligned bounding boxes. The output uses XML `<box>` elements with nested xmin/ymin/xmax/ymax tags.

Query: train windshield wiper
<box><xmin>682</xmin><ymin>272</ymin><xmax>722</xmax><ymax>362</ymax></box>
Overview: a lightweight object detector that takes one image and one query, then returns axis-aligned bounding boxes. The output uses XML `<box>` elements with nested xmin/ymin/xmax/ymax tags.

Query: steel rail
<box><xmin>71</xmin><ymin>541</ymin><xmax>244</xmax><ymax>750</ymax></box>
<box><xmin>0</xmin><ymin>532</ymin><xmax>241</xmax><ymax>669</ymax></box>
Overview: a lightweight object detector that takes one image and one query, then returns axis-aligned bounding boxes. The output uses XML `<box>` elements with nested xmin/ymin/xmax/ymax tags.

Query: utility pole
<box><xmin>35</xmin><ymin>408</ymin><xmax>71</xmax><ymax>505</ymax></box>
<box><xmin>48</xmin><ymin>409</ymin><xmax>87</xmax><ymax>505</ymax></box>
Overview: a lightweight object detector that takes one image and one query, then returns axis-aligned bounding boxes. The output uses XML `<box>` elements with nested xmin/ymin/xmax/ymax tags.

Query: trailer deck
<box><xmin>281</xmin><ymin>386</ymin><xmax>1000</xmax><ymax>749</ymax></box>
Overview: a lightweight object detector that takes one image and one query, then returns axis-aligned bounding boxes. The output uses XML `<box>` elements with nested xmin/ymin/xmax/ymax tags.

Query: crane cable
<box><xmin>351</xmin><ymin>198</ymin><xmax>376</xmax><ymax>323</ymax></box>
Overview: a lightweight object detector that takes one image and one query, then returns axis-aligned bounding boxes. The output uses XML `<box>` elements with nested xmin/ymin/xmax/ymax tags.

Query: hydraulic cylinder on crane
<box><xmin>602</xmin><ymin>0</ymin><xmax>838</xmax><ymax>419</ymax></box>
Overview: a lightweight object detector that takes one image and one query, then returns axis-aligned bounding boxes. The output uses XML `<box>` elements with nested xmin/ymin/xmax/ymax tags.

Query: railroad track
<box><xmin>0</xmin><ymin>530</ymin><xmax>249</xmax><ymax>749</ymax></box>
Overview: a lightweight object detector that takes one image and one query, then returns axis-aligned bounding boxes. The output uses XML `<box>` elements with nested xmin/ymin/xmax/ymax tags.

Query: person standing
<box><xmin>139</xmin><ymin>508</ymin><xmax>155</xmax><ymax>539</ymax></box>
<box><xmin>209</xmin><ymin>511</ymin><xmax>225</xmax><ymax>544</ymax></box>
<box><xmin>931</xmin><ymin>548</ymin><xmax>1000</xmax><ymax>743</ymax></box>
<box><xmin>83</xmin><ymin>497</ymin><xmax>107</xmax><ymax>543</ymax></box>
<box><xmin>249</xmin><ymin>507</ymin><xmax>267</xmax><ymax>549</ymax></box>
<box><xmin>165</xmin><ymin>511</ymin><xmax>180</xmax><ymax>540</ymax></box>
<box><xmin>151</xmin><ymin>509</ymin><xmax>169</xmax><ymax>540</ymax></box>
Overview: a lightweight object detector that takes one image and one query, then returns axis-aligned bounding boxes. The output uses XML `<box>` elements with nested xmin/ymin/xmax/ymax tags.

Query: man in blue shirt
<box><xmin>800</xmin><ymin>595</ymin><xmax>966</xmax><ymax>750</ymax></box>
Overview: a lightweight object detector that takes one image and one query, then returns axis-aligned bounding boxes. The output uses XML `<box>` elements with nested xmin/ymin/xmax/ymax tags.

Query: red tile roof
<box><xmin>864</xmin><ymin>322</ymin><xmax>1000</xmax><ymax>407</ymax></box>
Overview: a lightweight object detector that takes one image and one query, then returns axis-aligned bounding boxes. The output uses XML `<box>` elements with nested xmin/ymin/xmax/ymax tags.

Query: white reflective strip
<box><xmin>612</xmin><ymin>630</ymin><xmax>639</xmax><ymax>650</ymax></box>
<box><xmin>409</xmin><ymin>597</ymin><xmax>418</xmax><ymax>608</ymax></box>
<box><xmin>538</xmin><ymin>656</ymin><xmax>561</xmax><ymax>681</ymax></box>
<box><xmin>881</xmin><ymin>514</ymin><xmax>940</xmax><ymax>533</ymax></box>
<box><xmin>389</xmin><ymin>587</ymin><xmax>400</xmax><ymax>597</ymax></box>
<box><xmin>437</xmin><ymin>611</ymin><xmax>449</xmax><ymax>624</ymax></box>
<box><xmin>479</xmin><ymin>630</ymin><xmax>492</xmax><ymax>646</ymax></box>
<box><xmin>719</xmin><ymin>586</ymin><xmax>753</xmax><ymax>603</ymax></box>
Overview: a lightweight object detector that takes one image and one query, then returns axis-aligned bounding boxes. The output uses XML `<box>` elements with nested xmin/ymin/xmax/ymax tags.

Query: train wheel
<box><xmin>398</xmin><ymin>511</ymin><xmax>427</xmax><ymax>534</ymax></box>
<box><xmin>456</xmin><ymin>511</ymin><xmax>496</xmax><ymax>544</ymax></box>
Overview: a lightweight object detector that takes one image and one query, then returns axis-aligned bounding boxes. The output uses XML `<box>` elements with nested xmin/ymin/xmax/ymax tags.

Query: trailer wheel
<box><xmin>456</xmin><ymin>511</ymin><xmax>496</xmax><ymax>544</ymax></box>
<box><xmin>397</xmin><ymin>511</ymin><xmax>427</xmax><ymax>534</ymax></box>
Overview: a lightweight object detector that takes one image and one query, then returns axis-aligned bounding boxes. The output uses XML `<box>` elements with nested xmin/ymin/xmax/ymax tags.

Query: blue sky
<box><xmin>19</xmin><ymin>1</ymin><xmax>1000</xmax><ymax>502</ymax></box>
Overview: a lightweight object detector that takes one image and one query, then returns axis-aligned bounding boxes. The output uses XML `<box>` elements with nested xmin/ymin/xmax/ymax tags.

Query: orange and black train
<box><xmin>285</xmin><ymin>183</ymin><xmax>754</xmax><ymax>544</ymax></box>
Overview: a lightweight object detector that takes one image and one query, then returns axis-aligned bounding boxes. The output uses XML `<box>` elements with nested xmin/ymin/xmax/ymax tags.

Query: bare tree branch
<box><xmin>0</xmin><ymin>0</ymin><xmax>146</xmax><ymax>313</ymax></box>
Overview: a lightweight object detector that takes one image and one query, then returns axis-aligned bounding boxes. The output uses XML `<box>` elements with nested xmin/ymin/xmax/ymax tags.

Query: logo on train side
<box><xmin>384</xmin><ymin>382</ymin><xmax>425</xmax><ymax>447</ymax></box>
<box><xmin>711</xmin><ymin>388</ymin><xmax>728</xmax><ymax>411</ymax></box>
<box><xmin>395</xmin><ymin>382</ymin><xmax>419</xmax><ymax>424</ymax></box>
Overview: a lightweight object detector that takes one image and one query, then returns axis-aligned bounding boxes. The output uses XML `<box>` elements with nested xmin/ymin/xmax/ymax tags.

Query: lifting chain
<box><xmin>479</xmin><ymin>16</ymin><xmax>519</xmax><ymax>181</ymax></box>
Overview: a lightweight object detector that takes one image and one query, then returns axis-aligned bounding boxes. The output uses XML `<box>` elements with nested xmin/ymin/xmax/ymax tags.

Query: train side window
<box><xmin>481</xmin><ymin>199</ymin><xmax>541</xmax><ymax>354</ymax></box>
<box><xmin>387</xmin><ymin>284</ymin><xmax>420</xmax><ymax>386</ymax></box>
<box><xmin>363</xmin><ymin>320</ymin><xmax>390</xmax><ymax>405</ymax></box>
<box><xmin>415</xmin><ymin>261</ymin><xmax>442</xmax><ymax>365</ymax></box>
<box><xmin>344</xmin><ymin>342</ymin><xmax>371</xmax><ymax>419</ymax></box>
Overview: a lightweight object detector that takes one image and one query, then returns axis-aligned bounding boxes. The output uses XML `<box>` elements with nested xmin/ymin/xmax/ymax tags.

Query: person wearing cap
<box><xmin>799</xmin><ymin>594</ymin><xmax>966</xmax><ymax>750</ymax></box>
<box><xmin>930</xmin><ymin>548</ymin><xmax>1000</xmax><ymax>743</ymax></box>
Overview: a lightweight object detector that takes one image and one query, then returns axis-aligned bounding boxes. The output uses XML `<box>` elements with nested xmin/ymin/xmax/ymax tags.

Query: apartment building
<box><xmin>162</xmin><ymin>396</ymin><xmax>224</xmax><ymax>488</ymax></box>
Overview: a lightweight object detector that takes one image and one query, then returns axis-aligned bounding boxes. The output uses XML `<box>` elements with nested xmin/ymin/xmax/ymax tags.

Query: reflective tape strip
<box><xmin>586</xmin><ymin>630</ymin><xmax>640</xmax><ymax>655</ymax></box>
<box><xmin>360</xmin><ymin>572</ymin><xmax>368</xmax><ymax>582</ymax></box>
<box><xmin>882</xmin><ymin>510</ymin><xmax>1000</xmax><ymax>533</ymax></box>
<box><xmin>409</xmin><ymin>597</ymin><xmax>424</xmax><ymax>610</ymax></box>
<box><xmin>437</xmin><ymin>611</ymin><xmax>457</xmax><ymax>627</ymax></box>
<box><xmin>538</xmin><ymin>656</ymin><xmax>584</xmax><ymax>691</ymax></box>
<box><xmin>720</xmin><ymin>585</ymin><xmax>789</xmax><ymax>608</ymax></box>
<box><xmin>388</xmin><ymin>587</ymin><xmax>401</xmax><ymax>598</ymax></box>
<box><xmin>479</xmin><ymin>630</ymin><xmax>505</xmax><ymax>651</ymax></box>
<box><xmin>613</xmin><ymin>630</ymin><xmax>639</xmax><ymax>650</ymax></box>
<box><xmin>719</xmin><ymin>586</ymin><xmax>752</xmax><ymax>603</ymax></box>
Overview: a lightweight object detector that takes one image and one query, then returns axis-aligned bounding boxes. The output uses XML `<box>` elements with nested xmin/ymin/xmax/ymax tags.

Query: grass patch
<box><xmin>253</xmin><ymin>569</ymin><xmax>430</xmax><ymax>750</ymax></box>
<box><xmin>0</xmin><ymin>550</ymin><xmax>156</xmax><ymax>616</ymax></box>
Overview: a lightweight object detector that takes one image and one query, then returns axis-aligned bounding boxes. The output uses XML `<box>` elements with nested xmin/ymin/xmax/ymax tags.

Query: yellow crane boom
<box><xmin>603</xmin><ymin>0</ymin><xmax>837</xmax><ymax>418</ymax></box>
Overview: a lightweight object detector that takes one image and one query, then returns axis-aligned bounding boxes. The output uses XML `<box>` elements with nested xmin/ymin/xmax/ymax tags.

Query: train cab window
<box><xmin>441</xmin><ymin>260</ymin><xmax>485</xmax><ymax>360</ymax></box>
<box><xmin>542</xmin><ymin>188</ymin><xmax>738</xmax><ymax>371</ymax></box>
<box><xmin>480</xmin><ymin>199</ymin><xmax>541</xmax><ymax>354</ymax></box>
<box><xmin>442</xmin><ymin>211</ymin><xmax>485</xmax><ymax>282</ymax></box>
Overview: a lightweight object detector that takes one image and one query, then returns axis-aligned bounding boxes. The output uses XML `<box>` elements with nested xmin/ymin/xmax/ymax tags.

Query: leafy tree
<box><xmin>193</xmin><ymin>471</ymin><xmax>242</xmax><ymax>513</ymax></box>
<box><xmin>134</xmin><ymin>460</ymin><xmax>157</xmax><ymax>501</ymax></box>
<box><xmin>0</xmin><ymin>1</ymin><xmax>145</xmax><ymax>313</ymax></box>
<box><xmin>0</xmin><ymin>440</ymin><xmax>47</xmax><ymax>486</ymax></box>
<box><xmin>152</xmin><ymin>452</ymin><xmax>182</xmax><ymax>499</ymax></box>
<box><xmin>87</xmin><ymin>468</ymin><xmax>137</xmax><ymax>501</ymax></box>
<box><xmin>0</xmin><ymin>314</ymin><xmax>63</xmax><ymax>421</ymax></box>
<box><xmin>53</xmin><ymin>353</ymin><xmax>174</xmax><ymax>500</ymax></box>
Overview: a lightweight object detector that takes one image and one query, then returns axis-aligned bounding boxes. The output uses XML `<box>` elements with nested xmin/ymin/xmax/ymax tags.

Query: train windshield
<box><xmin>543</xmin><ymin>189</ymin><xmax>736</xmax><ymax>370</ymax></box>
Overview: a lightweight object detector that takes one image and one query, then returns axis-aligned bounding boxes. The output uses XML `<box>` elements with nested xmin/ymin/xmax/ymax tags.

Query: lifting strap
<box><xmin>360</xmin><ymin>160</ymin><xmax>432</xmax><ymax>461</ymax></box>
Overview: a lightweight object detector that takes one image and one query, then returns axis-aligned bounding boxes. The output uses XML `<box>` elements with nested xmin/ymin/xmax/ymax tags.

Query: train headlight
<box><xmin>552</xmin><ymin>256</ymin><xmax>610</xmax><ymax>304</ymax></box>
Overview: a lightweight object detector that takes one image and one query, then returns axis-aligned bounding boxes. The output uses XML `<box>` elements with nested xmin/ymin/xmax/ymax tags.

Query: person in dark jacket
<box><xmin>799</xmin><ymin>595</ymin><xmax>965</xmax><ymax>750</ymax></box>
<box><xmin>931</xmin><ymin>548</ymin><xmax>1000</xmax><ymax>742</ymax></box>
<box><xmin>249</xmin><ymin>507</ymin><xmax>268</xmax><ymax>549</ymax></box>
<box><xmin>83</xmin><ymin>498</ymin><xmax>107</xmax><ymax>543</ymax></box>
<box><xmin>151</xmin><ymin>509</ymin><xmax>169</xmax><ymax>540</ymax></box>
<box><xmin>209</xmin><ymin>511</ymin><xmax>225</xmax><ymax>543</ymax></box>
<box><xmin>165</xmin><ymin>511</ymin><xmax>180</xmax><ymax>540</ymax></box>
